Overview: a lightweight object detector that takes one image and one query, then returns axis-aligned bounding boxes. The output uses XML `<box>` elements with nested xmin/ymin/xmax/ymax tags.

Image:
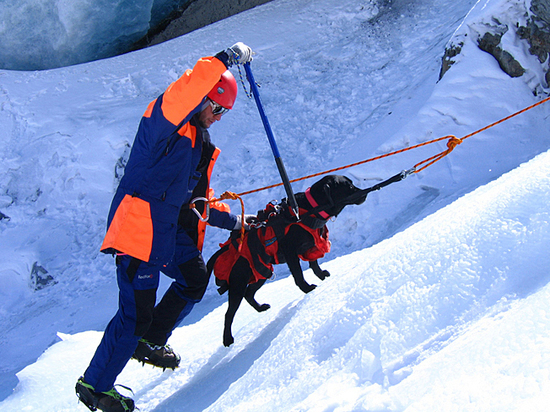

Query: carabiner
<box><xmin>401</xmin><ymin>167</ymin><xmax>416</xmax><ymax>179</ymax></box>
<box><xmin>190</xmin><ymin>197</ymin><xmax>210</xmax><ymax>222</ymax></box>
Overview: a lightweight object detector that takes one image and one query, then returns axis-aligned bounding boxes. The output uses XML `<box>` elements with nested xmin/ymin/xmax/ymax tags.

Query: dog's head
<box><xmin>307</xmin><ymin>175</ymin><xmax>366</xmax><ymax>218</ymax></box>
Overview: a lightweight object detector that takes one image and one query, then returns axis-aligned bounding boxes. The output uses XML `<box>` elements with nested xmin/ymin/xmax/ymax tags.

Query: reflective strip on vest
<box><xmin>100</xmin><ymin>194</ymin><xmax>154</xmax><ymax>262</ymax></box>
<box><xmin>161</xmin><ymin>58</ymin><xmax>227</xmax><ymax>127</ymax></box>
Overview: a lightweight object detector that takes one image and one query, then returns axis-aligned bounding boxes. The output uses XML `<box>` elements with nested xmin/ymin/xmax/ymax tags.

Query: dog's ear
<box><xmin>308</xmin><ymin>175</ymin><xmax>331</xmax><ymax>202</ymax></box>
<box><xmin>322</xmin><ymin>183</ymin><xmax>333</xmax><ymax>206</ymax></box>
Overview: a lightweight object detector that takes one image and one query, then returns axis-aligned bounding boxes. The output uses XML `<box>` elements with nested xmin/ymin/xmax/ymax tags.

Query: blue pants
<box><xmin>83</xmin><ymin>253</ymin><xmax>208</xmax><ymax>392</ymax></box>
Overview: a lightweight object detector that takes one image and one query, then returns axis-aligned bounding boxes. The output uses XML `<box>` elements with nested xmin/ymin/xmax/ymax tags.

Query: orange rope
<box><xmin>207</xmin><ymin>95</ymin><xmax>550</xmax><ymax>225</ymax></box>
<box><xmin>216</xmin><ymin>191</ymin><xmax>246</xmax><ymax>245</ymax></box>
<box><xmin>412</xmin><ymin>94</ymin><xmax>550</xmax><ymax>172</ymax></box>
<box><xmin>234</xmin><ymin>95</ymin><xmax>550</xmax><ymax>195</ymax></box>
<box><xmin>413</xmin><ymin>135</ymin><xmax>463</xmax><ymax>172</ymax></box>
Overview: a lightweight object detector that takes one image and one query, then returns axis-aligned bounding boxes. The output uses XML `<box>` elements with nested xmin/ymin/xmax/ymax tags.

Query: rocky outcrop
<box><xmin>518</xmin><ymin>0</ymin><xmax>550</xmax><ymax>85</ymax></box>
<box><xmin>478</xmin><ymin>30</ymin><xmax>526</xmax><ymax>77</ymax></box>
<box><xmin>133</xmin><ymin>0</ymin><xmax>273</xmax><ymax>50</ymax></box>
<box><xmin>439</xmin><ymin>42</ymin><xmax>464</xmax><ymax>80</ymax></box>
<box><xmin>440</xmin><ymin>0</ymin><xmax>550</xmax><ymax>89</ymax></box>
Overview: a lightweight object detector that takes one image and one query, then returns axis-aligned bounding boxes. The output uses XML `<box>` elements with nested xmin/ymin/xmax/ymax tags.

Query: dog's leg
<box><xmin>309</xmin><ymin>260</ymin><xmax>330</xmax><ymax>280</ymax></box>
<box><xmin>280</xmin><ymin>242</ymin><xmax>316</xmax><ymax>293</ymax></box>
<box><xmin>224</xmin><ymin>257</ymin><xmax>251</xmax><ymax>347</ymax></box>
<box><xmin>245</xmin><ymin>278</ymin><xmax>271</xmax><ymax>312</ymax></box>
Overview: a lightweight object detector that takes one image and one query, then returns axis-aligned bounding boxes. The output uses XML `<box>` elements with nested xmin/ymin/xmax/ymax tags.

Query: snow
<box><xmin>1</xmin><ymin>0</ymin><xmax>550</xmax><ymax>410</ymax></box>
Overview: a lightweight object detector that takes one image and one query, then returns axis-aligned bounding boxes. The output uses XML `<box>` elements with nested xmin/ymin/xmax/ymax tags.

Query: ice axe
<box><xmin>243</xmin><ymin>62</ymin><xmax>299</xmax><ymax>218</ymax></box>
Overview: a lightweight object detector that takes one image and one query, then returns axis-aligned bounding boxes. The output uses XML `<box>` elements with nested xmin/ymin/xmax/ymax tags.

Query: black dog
<box><xmin>207</xmin><ymin>175</ymin><xmax>367</xmax><ymax>346</ymax></box>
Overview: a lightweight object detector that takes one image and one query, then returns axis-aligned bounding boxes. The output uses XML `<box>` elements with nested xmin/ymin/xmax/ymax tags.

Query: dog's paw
<box><xmin>300</xmin><ymin>283</ymin><xmax>317</xmax><ymax>294</ymax></box>
<box><xmin>316</xmin><ymin>270</ymin><xmax>331</xmax><ymax>280</ymax></box>
<box><xmin>257</xmin><ymin>303</ymin><xmax>271</xmax><ymax>312</ymax></box>
<box><xmin>223</xmin><ymin>334</ymin><xmax>234</xmax><ymax>347</ymax></box>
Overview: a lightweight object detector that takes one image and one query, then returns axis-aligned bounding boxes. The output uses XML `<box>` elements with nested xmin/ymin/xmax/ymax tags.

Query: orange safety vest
<box><xmin>213</xmin><ymin>221</ymin><xmax>331</xmax><ymax>285</ymax></box>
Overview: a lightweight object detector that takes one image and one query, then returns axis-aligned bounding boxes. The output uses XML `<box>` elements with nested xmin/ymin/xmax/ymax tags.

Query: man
<box><xmin>76</xmin><ymin>42</ymin><xmax>253</xmax><ymax>412</ymax></box>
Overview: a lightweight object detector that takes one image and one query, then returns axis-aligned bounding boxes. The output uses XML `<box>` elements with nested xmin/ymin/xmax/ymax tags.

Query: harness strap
<box><xmin>305</xmin><ymin>187</ymin><xmax>330</xmax><ymax>219</ymax></box>
<box><xmin>248</xmin><ymin>229</ymin><xmax>278</xmax><ymax>276</ymax></box>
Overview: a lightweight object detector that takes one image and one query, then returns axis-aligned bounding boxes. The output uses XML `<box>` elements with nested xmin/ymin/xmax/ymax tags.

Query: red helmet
<box><xmin>207</xmin><ymin>70</ymin><xmax>237</xmax><ymax>110</ymax></box>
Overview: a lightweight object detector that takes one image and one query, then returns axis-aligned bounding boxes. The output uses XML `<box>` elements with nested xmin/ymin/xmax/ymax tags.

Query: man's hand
<box><xmin>227</xmin><ymin>42</ymin><xmax>253</xmax><ymax>65</ymax></box>
<box><xmin>233</xmin><ymin>214</ymin><xmax>258</xmax><ymax>231</ymax></box>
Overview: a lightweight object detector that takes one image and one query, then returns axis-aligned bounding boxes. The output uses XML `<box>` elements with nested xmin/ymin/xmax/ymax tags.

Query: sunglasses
<box><xmin>209</xmin><ymin>99</ymin><xmax>230</xmax><ymax>116</ymax></box>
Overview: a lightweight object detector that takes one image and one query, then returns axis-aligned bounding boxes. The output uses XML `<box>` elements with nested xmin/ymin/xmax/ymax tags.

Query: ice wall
<box><xmin>0</xmin><ymin>0</ymin><xmax>273</xmax><ymax>71</ymax></box>
<box><xmin>0</xmin><ymin>0</ymin><xmax>187</xmax><ymax>71</ymax></box>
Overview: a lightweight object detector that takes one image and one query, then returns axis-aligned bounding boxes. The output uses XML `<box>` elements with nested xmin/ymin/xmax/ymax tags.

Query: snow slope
<box><xmin>3</xmin><ymin>138</ymin><xmax>550</xmax><ymax>412</ymax></box>
<box><xmin>1</xmin><ymin>0</ymin><xmax>550</xmax><ymax>409</ymax></box>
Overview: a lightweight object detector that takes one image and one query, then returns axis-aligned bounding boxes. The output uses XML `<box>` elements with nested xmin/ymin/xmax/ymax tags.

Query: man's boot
<box><xmin>132</xmin><ymin>338</ymin><xmax>181</xmax><ymax>370</ymax></box>
<box><xmin>76</xmin><ymin>377</ymin><xmax>134</xmax><ymax>412</ymax></box>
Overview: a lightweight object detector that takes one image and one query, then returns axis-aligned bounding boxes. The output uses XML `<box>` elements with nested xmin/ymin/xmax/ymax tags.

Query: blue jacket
<box><xmin>101</xmin><ymin>53</ymin><xmax>235</xmax><ymax>264</ymax></box>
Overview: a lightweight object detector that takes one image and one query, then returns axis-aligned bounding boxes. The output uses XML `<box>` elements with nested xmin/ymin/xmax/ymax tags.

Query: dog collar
<box><xmin>305</xmin><ymin>187</ymin><xmax>330</xmax><ymax>219</ymax></box>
